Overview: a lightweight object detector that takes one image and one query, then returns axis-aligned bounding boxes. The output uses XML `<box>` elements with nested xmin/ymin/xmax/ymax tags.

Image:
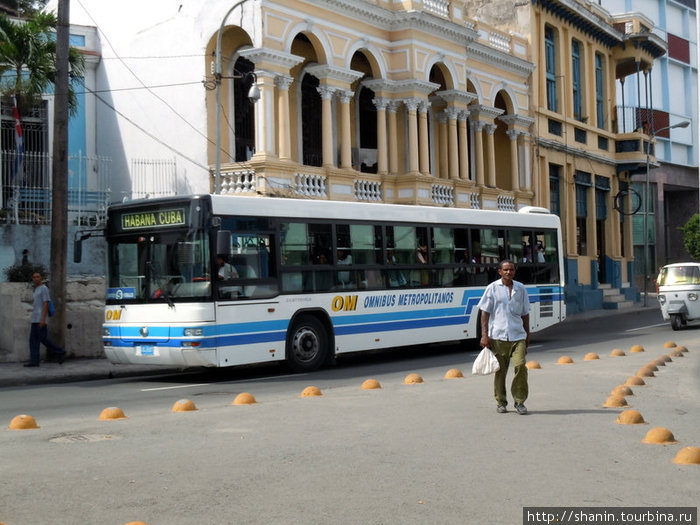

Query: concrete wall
<box><xmin>0</xmin><ymin>276</ymin><xmax>106</xmax><ymax>363</ymax></box>
<box><xmin>0</xmin><ymin>223</ymin><xmax>105</xmax><ymax>281</ymax></box>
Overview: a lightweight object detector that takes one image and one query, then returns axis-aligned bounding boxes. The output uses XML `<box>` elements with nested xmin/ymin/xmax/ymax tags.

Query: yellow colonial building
<box><xmin>205</xmin><ymin>0</ymin><xmax>535</xmax><ymax>212</ymax></box>
<box><xmin>59</xmin><ymin>0</ymin><xmax>671</xmax><ymax>313</ymax></box>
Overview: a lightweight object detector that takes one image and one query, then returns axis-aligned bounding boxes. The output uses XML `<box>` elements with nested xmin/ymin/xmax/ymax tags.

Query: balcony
<box><xmin>214</xmin><ymin>161</ymin><xmax>523</xmax><ymax>212</ymax></box>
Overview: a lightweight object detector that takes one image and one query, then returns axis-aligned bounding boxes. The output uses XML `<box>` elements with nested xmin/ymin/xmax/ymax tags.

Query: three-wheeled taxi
<box><xmin>657</xmin><ymin>262</ymin><xmax>700</xmax><ymax>331</ymax></box>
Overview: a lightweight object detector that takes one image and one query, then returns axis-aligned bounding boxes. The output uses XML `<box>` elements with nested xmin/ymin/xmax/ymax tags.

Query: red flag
<box><xmin>11</xmin><ymin>96</ymin><xmax>24</xmax><ymax>183</ymax></box>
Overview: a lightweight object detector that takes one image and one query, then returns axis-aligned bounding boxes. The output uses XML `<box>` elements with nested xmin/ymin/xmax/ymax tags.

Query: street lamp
<box><xmin>642</xmin><ymin>120</ymin><xmax>690</xmax><ymax>306</ymax></box>
<box><xmin>214</xmin><ymin>0</ymin><xmax>260</xmax><ymax>194</ymax></box>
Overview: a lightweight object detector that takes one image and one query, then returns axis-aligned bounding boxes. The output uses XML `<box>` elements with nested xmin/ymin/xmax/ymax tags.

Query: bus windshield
<box><xmin>107</xmin><ymin>228</ymin><xmax>211</xmax><ymax>303</ymax></box>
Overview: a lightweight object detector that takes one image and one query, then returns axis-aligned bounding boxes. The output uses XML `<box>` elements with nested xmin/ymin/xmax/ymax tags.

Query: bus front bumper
<box><xmin>104</xmin><ymin>345</ymin><xmax>218</xmax><ymax>367</ymax></box>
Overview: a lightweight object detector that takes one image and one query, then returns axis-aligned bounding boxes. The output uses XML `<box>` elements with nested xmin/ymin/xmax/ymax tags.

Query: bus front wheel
<box><xmin>286</xmin><ymin>315</ymin><xmax>329</xmax><ymax>372</ymax></box>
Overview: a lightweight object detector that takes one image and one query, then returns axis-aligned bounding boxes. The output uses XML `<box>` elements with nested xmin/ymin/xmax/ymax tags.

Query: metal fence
<box><xmin>1</xmin><ymin>150</ymin><xmax>111</xmax><ymax>225</ymax></box>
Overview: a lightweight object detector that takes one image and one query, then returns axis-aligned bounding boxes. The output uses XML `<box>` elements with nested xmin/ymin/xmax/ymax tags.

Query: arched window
<box><xmin>232</xmin><ymin>56</ymin><xmax>256</xmax><ymax>161</ymax></box>
<box><xmin>301</xmin><ymin>73</ymin><xmax>322</xmax><ymax>167</ymax></box>
<box><xmin>358</xmin><ymin>86</ymin><xmax>377</xmax><ymax>173</ymax></box>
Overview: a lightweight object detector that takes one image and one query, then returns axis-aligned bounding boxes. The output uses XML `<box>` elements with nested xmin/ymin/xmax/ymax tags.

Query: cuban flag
<box><xmin>11</xmin><ymin>95</ymin><xmax>24</xmax><ymax>183</ymax></box>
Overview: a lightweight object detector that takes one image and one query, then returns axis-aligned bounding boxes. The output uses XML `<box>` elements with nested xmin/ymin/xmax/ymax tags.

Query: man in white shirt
<box><xmin>477</xmin><ymin>260</ymin><xmax>530</xmax><ymax>414</ymax></box>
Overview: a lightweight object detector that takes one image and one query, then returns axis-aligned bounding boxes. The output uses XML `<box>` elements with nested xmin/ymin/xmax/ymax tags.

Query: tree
<box><xmin>0</xmin><ymin>1</ymin><xmax>48</xmax><ymax>17</ymax></box>
<box><xmin>680</xmin><ymin>214</ymin><xmax>700</xmax><ymax>261</ymax></box>
<box><xmin>0</xmin><ymin>10</ymin><xmax>84</xmax><ymax>116</ymax></box>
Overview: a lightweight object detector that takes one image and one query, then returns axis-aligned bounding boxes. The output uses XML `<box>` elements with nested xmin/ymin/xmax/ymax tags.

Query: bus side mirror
<box><xmin>73</xmin><ymin>232</ymin><xmax>92</xmax><ymax>263</ymax></box>
<box><xmin>217</xmin><ymin>230</ymin><xmax>232</xmax><ymax>255</ymax></box>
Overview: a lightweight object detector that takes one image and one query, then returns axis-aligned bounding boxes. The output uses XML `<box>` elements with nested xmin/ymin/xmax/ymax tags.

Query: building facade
<box><xmin>600</xmin><ymin>0</ymin><xmax>698</xmax><ymax>283</ymax></box>
<box><xmin>480</xmin><ymin>0</ymin><xmax>672</xmax><ymax>313</ymax></box>
<box><xmin>48</xmin><ymin>0</ymin><xmax>689</xmax><ymax>313</ymax></box>
<box><xmin>59</xmin><ymin>0</ymin><xmax>539</xmax><ymax>213</ymax></box>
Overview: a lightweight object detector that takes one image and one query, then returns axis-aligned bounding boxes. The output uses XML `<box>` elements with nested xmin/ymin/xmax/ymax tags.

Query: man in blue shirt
<box><xmin>25</xmin><ymin>271</ymin><xmax>66</xmax><ymax>367</ymax></box>
<box><xmin>477</xmin><ymin>260</ymin><xmax>530</xmax><ymax>414</ymax></box>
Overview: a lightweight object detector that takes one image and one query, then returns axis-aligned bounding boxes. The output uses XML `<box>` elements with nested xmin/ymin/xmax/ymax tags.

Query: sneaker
<box><xmin>515</xmin><ymin>403</ymin><xmax>528</xmax><ymax>415</ymax></box>
<box><xmin>496</xmin><ymin>405</ymin><xmax>507</xmax><ymax>414</ymax></box>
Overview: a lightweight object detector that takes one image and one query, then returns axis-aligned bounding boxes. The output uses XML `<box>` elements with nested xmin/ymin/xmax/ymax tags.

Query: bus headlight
<box><xmin>184</xmin><ymin>328</ymin><xmax>203</xmax><ymax>336</ymax></box>
<box><xmin>658</xmin><ymin>295</ymin><xmax>666</xmax><ymax>305</ymax></box>
<box><xmin>689</xmin><ymin>293</ymin><xmax>698</xmax><ymax>302</ymax></box>
<box><xmin>103</xmin><ymin>328</ymin><xmax>111</xmax><ymax>337</ymax></box>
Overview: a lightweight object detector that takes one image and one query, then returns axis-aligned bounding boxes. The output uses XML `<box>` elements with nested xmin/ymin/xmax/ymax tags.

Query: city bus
<box><xmin>101</xmin><ymin>195</ymin><xmax>565</xmax><ymax>371</ymax></box>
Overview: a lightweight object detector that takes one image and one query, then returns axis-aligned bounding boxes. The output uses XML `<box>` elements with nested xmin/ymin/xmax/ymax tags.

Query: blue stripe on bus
<box><xmin>331</xmin><ymin>306</ymin><xmax>468</xmax><ymax>326</ymax></box>
<box><xmin>335</xmin><ymin>315</ymin><xmax>468</xmax><ymax>335</ymax></box>
<box><xmin>107</xmin><ymin>287</ymin><xmax>563</xmax><ymax>349</ymax></box>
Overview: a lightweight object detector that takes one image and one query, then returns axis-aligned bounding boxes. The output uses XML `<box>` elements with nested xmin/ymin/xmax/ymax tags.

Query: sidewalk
<box><xmin>0</xmin><ymin>304</ymin><xmax>655</xmax><ymax>388</ymax></box>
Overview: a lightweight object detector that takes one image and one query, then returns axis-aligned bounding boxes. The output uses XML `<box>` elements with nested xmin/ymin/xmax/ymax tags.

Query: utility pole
<box><xmin>50</xmin><ymin>0</ymin><xmax>70</xmax><ymax>347</ymax></box>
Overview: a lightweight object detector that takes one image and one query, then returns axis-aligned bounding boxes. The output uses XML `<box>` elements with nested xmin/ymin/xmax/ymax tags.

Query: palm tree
<box><xmin>0</xmin><ymin>10</ymin><xmax>84</xmax><ymax>116</ymax></box>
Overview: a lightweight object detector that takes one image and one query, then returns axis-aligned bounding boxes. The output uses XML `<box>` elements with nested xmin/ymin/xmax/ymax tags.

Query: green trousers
<box><xmin>491</xmin><ymin>339</ymin><xmax>528</xmax><ymax>406</ymax></box>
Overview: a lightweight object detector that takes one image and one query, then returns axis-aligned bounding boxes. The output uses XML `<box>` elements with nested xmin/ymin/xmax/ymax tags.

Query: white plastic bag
<box><xmin>471</xmin><ymin>347</ymin><xmax>500</xmax><ymax>375</ymax></box>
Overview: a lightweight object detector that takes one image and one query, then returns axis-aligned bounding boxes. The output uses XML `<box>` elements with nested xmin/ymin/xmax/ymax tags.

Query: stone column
<box><xmin>275</xmin><ymin>75</ymin><xmax>294</xmax><ymax>161</ymax></box>
<box><xmin>338</xmin><ymin>90</ymin><xmax>353</xmax><ymax>169</ymax></box>
<box><xmin>446</xmin><ymin>107</ymin><xmax>459</xmax><ymax>180</ymax></box>
<box><xmin>405</xmin><ymin>98</ymin><xmax>420</xmax><ymax>175</ymax></box>
<box><xmin>458</xmin><ymin>110</ymin><xmax>469</xmax><ymax>180</ymax></box>
<box><xmin>387</xmin><ymin>100</ymin><xmax>400</xmax><ymax>175</ymax></box>
<box><xmin>485</xmin><ymin>123</ymin><xmax>497</xmax><ymax>187</ymax></box>
<box><xmin>418</xmin><ymin>100</ymin><xmax>431</xmax><ymax>176</ymax></box>
<box><xmin>436</xmin><ymin>112</ymin><xmax>447</xmax><ymax>178</ymax></box>
<box><xmin>253</xmin><ymin>70</ymin><xmax>278</xmax><ymax>158</ymax></box>
<box><xmin>373</xmin><ymin>97</ymin><xmax>389</xmax><ymax>175</ymax></box>
<box><xmin>610</xmin><ymin>176</ymin><xmax>620</xmax><ymax>257</ymax></box>
<box><xmin>520</xmin><ymin>133</ymin><xmax>532</xmax><ymax>191</ymax></box>
<box><xmin>472</xmin><ymin>120</ymin><xmax>485</xmax><ymax>186</ymax></box>
<box><xmin>317</xmin><ymin>85</ymin><xmax>336</xmax><ymax>168</ymax></box>
<box><xmin>507</xmin><ymin>129</ymin><xmax>520</xmax><ymax>192</ymax></box>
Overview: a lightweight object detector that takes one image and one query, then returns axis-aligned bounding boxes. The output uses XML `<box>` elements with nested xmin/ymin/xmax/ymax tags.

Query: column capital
<box><xmin>337</xmin><ymin>89</ymin><xmax>354</xmax><ymax>104</ymax></box>
<box><xmin>274</xmin><ymin>74</ymin><xmax>294</xmax><ymax>91</ymax></box>
<box><xmin>471</xmin><ymin>120</ymin><xmax>486</xmax><ymax>132</ymax></box>
<box><xmin>387</xmin><ymin>99</ymin><xmax>401</xmax><ymax>113</ymax></box>
<box><xmin>444</xmin><ymin>106</ymin><xmax>460</xmax><ymax>120</ymax></box>
<box><xmin>506</xmin><ymin>128</ymin><xmax>521</xmax><ymax>141</ymax></box>
<box><xmin>373</xmin><ymin>97</ymin><xmax>390</xmax><ymax>111</ymax></box>
<box><xmin>317</xmin><ymin>85</ymin><xmax>337</xmax><ymax>100</ymax></box>
<box><xmin>404</xmin><ymin>98</ymin><xmax>421</xmax><ymax>112</ymax></box>
<box><xmin>418</xmin><ymin>99</ymin><xmax>431</xmax><ymax>114</ymax></box>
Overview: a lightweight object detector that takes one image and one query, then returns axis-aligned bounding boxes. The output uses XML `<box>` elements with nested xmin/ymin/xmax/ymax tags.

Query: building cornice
<box><xmin>239</xmin><ymin>48</ymin><xmax>305</xmax><ymax>69</ymax></box>
<box><xmin>298</xmin><ymin>0</ymin><xmax>479</xmax><ymax>46</ymax></box>
<box><xmin>533</xmin><ymin>0</ymin><xmax>622</xmax><ymax>48</ymax></box>
<box><xmin>466</xmin><ymin>41</ymin><xmax>535</xmax><ymax>77</ymax></box>
<box><xmin>535</xmin><ymin>137</ymin><xmax>617</xmax><ymax>167</ymax></box>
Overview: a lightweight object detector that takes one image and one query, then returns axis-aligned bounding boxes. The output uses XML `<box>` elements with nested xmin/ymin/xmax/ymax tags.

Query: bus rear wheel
<box><xmin>286</xmin><ymin>315</ymin><xmax>329</xmax><ymax>372</ymax></box>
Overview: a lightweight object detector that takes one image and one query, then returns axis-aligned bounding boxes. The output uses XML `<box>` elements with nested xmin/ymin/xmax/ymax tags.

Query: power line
<box><xmin>82</xmin><ymin>83</ymin><xmax>210</xmax><ymax>173</ymax></box>
<box><xmin>74</xmin><ymin>0</ymin><xmax>214</xmax><ymax>146</ymax></box>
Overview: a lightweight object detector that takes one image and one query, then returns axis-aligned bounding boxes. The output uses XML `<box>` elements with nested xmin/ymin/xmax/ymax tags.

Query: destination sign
<box><xmin>121</xmin><ymin>208</ymin><xmax>186</xmax><ymax>230</ymax></box>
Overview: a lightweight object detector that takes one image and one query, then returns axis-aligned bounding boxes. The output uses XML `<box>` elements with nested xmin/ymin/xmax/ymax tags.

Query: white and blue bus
<box><xmin>102</xmin><ymin>195</ymin><xmax>565</xmax><ymax>371</ymax></box>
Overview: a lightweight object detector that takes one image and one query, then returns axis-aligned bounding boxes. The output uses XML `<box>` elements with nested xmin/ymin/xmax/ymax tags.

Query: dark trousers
<box><xmin>29</xmin><ymin>323</ymin><xmax>64</xmax><ymax>365</ymax></box>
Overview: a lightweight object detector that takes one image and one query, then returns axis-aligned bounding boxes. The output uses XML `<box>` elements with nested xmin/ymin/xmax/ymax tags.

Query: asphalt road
<box><xmin>1</xmin><ymin>309</ymin><xmax>698</xmax><ymax>525</ymax></box>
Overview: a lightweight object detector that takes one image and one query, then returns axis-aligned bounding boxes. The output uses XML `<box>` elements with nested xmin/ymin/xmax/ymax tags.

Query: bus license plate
<box><xmin>138</xmin><ymin>345</ymin><xmax>155</xmax><ymax>356</ymax></box>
